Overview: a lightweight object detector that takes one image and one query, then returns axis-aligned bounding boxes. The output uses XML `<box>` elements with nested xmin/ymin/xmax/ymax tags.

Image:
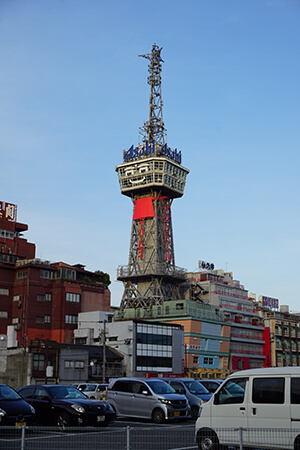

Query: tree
<box><xmin>95</xmin><ymin>270</ymin><xmax>111</xmax><ymax>287</ymax></box>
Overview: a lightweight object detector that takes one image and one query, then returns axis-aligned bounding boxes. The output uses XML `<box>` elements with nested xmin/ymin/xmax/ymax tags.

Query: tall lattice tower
<box><xmin>116</xmin><ymin>44</ymin><xmax>189</xmax><ymax>312</ymax></box>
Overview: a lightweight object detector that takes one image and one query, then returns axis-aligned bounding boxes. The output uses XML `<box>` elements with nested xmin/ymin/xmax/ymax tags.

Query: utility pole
<box><xmin>102</xmin><ymin>320</ymin><xmax>106</xmax><ymax>383</ymax></box>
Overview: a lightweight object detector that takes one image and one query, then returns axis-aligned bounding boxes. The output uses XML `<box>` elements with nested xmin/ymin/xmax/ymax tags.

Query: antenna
<box><xmin>139</xmin><ymin>44</ymin><xmax>166</xmax><ymax>146</ymax></box>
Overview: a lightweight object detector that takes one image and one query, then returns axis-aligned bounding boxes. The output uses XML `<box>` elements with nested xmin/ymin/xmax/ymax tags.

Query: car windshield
<box><xmin>146</xmin><ymin>380</ymin><xmax>176</xmax><ymax>395</ymax></box>
<box><xmin>0</xmin><ymin>385</ymin><xmax>21</xmax><ymax>401</ymax></box>
<box><xmin>184</xmin><ymin>380</ymin><xmax>209</xmax><ymax>395</ymax></box>
<box><xmin>47</xmin><ymin>386</ymin><xmax>87</xmax><ymax>399</ymax></box>
<box><xmin>84</xmin><ymin>385</ymin><xmax>97</xmax><ymax>392</ymax></box>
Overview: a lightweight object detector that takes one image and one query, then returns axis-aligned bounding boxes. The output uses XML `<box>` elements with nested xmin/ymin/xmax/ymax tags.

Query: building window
<box><xmin>57</xmin><ymin>268</ymin><xmax>76</xmax><ymax>280</ymax></box>
<box><xmin>17</xmin><ymin>271</ymin><xmax>27</xmax><ymax>279</ymax></box>
<box><xmin>33</xmin><ymin>354</ymin><xmax>45</xmax><ymax>371</ymax></box>
<box><xmin>36</xmin><ymin>293</ymin><xmax>52</xmax><ymax>303</ymax></box>
<box><xmin>65</xmin><ymin>360</ymin><xmax>84</xmax><ymax>370</ymax></box>
<box><xmin>136</xmin><ymin>332</ymin><xmax>172</xmax><ymax>346</ymax></box>
<box><xmin>44</xmin><ymin>315</ymin><xmax>51</xmax><ymax>324</ymax></box>
<box><xmin>0</xmin><ymin>289</ymin><xmax>9</xmax><ymax>296</ymax></box>
<box><xmin>65</xmin><ymin>360</ymin><xmax>74</xmax><ymax>368</ymax></box>
<box><xmin>65</xmin><ymin>315</ymin><xmax>78</xmax><ymax>325</ymax></box>
<box><xmin>36</xmin><ymin>317</ymin><xmax>44</xmax><ymax>324</ymax></box>
<box><xmin>66</xmin><ymin>293</ymin><xmax>80</xmax><ymax>303</ymax></box>
<box><xmin>13</xmin><ymin>295</ymin><xmax>21</xmax><ymax>302</ymax></box>
<box><xmin>40</xmin><ymin>270</ymin><xmax>53</xmax><ymax>279</ymax></box>
<box><xmin>193</xmin><ymin>356</ymin><xmax>199</xmax><ymax>364</ymax></box>
<box><xmin>75</xmin><ymin>361</ymin><xmax>84</xmax><ymax>369</ymax></box>
<box><xmin>203</xmin><ymin>357</ymin><xmax>214</xmax><ymax>365</ymax></box>
<box><xmin>176</xmin><ymin>303</ymin><xmax>184</xmax><ymax>310</ymax></box>
<box><xmin>0</xmin><ymin>311</ymin><xmax>8</xmax><ymax>318</ymax></box>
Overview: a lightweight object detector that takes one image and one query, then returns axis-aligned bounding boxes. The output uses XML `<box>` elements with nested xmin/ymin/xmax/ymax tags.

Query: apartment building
<box><xmin>186</xmin><ymin>267</ymin><xmax>265</xmax><ymax>372</ymax></box>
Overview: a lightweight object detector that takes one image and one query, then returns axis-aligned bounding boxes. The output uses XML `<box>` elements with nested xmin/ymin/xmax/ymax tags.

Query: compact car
<box><xmin>77</xmin><ymin>383</ymin><xmax>108</xmax><ymax>400</ymax></box>
<box><xmin>161</xmin><ymin>378</ymin><xmax>212</xmax><ymax>419</ymax></box>
<box><xmin>17</xmin><ymin>384</ymin><xmax>115</xmax><ymax>427</ymax></box>
<box><xmin>106</xmin><ymin>377</ymin><xmax>189</xmax><ymax>423</ymax></box>
<box><xmin>0</xmin><ymin>384</ymin><xmax>35</xmax><ymax>426</ymax></box>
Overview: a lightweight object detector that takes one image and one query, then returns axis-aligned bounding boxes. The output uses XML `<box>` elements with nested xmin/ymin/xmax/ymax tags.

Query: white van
<box><xmin>195</xmin><ymin>367</ymin><xmax>300</xmax><ymax>450</ymax></box>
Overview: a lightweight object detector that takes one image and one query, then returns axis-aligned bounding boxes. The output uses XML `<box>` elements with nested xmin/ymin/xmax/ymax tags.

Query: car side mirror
<box><xmin>214</xmin><ymin>392</ymin><xmax>220</xmax><ymax>405</ymax></box>
<box><xmin>142</xmin><ymin>390</ymin><xmax>150</xmax><ymax>396</ymax></box>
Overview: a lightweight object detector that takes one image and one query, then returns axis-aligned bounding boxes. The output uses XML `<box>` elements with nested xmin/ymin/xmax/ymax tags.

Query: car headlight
<box><xmin>29</xmin><ymin>405</ymin><xmax>35</xmax><ymax>414</ymax></box>
<box><xmin>159</xmin><ymin>399</ymin><xmax>172</xmax><ymax>405</ymax></box>
<box><xmin>0</xmin><ymin>408</ymin><xmax>6</xmax><ymax>417</ymax></box>
<box><xmin>107</xmin><ymin>404</ymin><xmax>114</xmax><ymax>412</ymax></box>
<box><xmin>71</xmin><ymin>404</ymin><xmax>85</xmax><ymax>414</ymax></box>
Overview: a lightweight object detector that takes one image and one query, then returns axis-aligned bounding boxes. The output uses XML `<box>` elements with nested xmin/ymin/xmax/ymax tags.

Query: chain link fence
<box><xmin>1</xmin><ymin>425</ymin><xmax>300</xmax><ymax>450</ymax></box>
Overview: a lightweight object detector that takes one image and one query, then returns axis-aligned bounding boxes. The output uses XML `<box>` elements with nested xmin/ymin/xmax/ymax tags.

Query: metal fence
<box><xmin>1</xmin><ymin>425</ymin><xmax>300</xmax><ymax>450</ymax></box>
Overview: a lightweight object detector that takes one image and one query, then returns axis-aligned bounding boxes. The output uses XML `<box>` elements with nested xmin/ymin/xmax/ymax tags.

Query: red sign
<box><xmin>164</xmin><ymin>202</ymin><xmax>172</xmax><ymax>262</ymax></box>
<box><xmin>232</xmin><ymin>356</ymin><xmax>250</xmax><ymax>371</ymax></box>
<box><xmin>0</xmin><ymin>202</ymin><xmax>16</xmax><ymax>221</ymax></box>
<box><xmin>138</xmin><ymin>219</ymin><xmax>145</xmax><ymax>260</ymax></box>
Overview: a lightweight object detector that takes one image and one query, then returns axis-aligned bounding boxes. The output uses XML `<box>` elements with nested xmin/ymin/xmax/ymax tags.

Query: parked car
<box><xmin>197</xmin><ymin>379</ymin><xmax>223</xmax><ymax>394</ymax></box>
<box><xmin>195</xmin><ymin>367</ymin><xmax>300</xmax><ymax>450</ymax></box>
<box><xmin>161</xmin><ymin>378</ymin><xmax>212</xmax><ymax>419</ymax></box>
<box><xmin>79</xmin><ymin>383</ymin><xmax>108</xmax><ymax>400</ymax></box>
<box><xmin>71</xmin><ymin>383</ymin><xmax>88</xmax><ymax>392</ymax></box>
<box><xmin>106</xmin><ymin>377</ymin><xmax>189</xmax><ymax>423</ymax></box>
<box><xmin>17</xmin><ymin>384</ymin><xmax>115</xmax><ymax>427</ymax></box>
<box><xmin>0</xmin><ymin>384</ymin><xmax>35</xmax><ymax>426</ymax></box>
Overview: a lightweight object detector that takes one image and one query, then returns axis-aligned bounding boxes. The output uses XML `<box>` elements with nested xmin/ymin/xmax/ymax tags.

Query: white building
<box><xmin>74</xmin><ymin>313</ymin><xmax>184</xmax><ymax>377</ymax></box>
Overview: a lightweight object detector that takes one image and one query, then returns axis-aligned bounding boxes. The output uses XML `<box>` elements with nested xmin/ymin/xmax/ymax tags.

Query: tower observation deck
<box><xmin>116</xmin><ymin>44</ymin><xmax>189</xmax><ymax>312</ymax></box>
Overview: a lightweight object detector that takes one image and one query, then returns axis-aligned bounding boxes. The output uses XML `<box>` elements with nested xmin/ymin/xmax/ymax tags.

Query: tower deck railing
<box><xmin>117</xmin><ymin>263</ymin><xmax>187</xmax><ymax>280</ymax></box>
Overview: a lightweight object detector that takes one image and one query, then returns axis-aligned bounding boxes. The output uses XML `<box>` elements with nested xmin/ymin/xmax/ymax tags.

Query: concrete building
<box><xmin>256</xmin><ymin>298</ymin><xmax>300</xmax><ymax>367</ymax></box>
<box><xmin>119</xmin><ymin>299</ymin><xmax>230</xmax><ymax>379</ymax></box>
<box><xmin>75</xmin><ymin>315</ymin><xmax>184</xmax><ymax>377</ymax></box>
<box><xmin>186</xmin><ymin>267</ymin><xmax>265</xmax><ymax>372</ymax></box>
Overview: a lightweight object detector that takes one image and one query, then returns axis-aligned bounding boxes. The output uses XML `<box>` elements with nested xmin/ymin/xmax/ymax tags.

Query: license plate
<box><xmin>97</xmin><ymin>415</ymin><xmax>105</xmax><ymax>422</ymax></box>
<box><xmin>174</xmin><ymin>411</ymin><xmax>180</xmax><ymax>417</ymax></box>
<box><xmin>16</xmin><ymin>422</ymin><xmax>26</xmax><ymax>428</ymax></box>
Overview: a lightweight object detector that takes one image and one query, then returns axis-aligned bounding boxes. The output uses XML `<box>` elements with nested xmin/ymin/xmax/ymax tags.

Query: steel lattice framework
<box><xmin>116</xmin><ymin>44</ymin><xmax>189</xmax><ymax>312</ymax></box>
<box><xmin>139</xmin><ymin>45</ymin><xmax>166</xmax><ymax>146</ymax></box>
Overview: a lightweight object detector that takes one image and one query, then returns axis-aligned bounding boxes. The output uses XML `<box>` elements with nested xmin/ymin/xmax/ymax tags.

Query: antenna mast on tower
<box><xmin>139</xmin><ymin>44</ymin><xmax>166</xmax><ymax>146</ymax></box>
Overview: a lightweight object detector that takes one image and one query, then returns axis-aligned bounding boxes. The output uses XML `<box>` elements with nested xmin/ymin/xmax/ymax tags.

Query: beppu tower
<box><xmin>116</xmin><ymin>45</ymin><xmax>189</xmax><ymax>314</ymax></box>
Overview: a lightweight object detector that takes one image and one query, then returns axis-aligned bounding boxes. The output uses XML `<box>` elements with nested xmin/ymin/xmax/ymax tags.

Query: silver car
<box><xmin>106</xmin><ymin>377</ymin><xmax>189</xmax><ymax>423</ymax></box>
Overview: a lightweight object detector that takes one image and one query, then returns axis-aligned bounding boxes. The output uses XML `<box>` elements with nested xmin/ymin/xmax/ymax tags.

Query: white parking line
<box><xmin>169</xmin><ymin>446</ymin><xmax>198</xmax><ymax>450</ymax></box>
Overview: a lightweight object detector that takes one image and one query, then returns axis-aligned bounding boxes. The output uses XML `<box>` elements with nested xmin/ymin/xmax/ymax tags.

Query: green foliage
<box><xmin>95</xmin><ymin>270</ymin><xmax>111</xmax><ymax>287</ymax></box>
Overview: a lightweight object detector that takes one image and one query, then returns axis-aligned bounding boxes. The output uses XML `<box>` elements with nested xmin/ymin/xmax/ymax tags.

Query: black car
<box><xmin>199</xmin><ymin>379</ymin><xmax>223</xmax><ymax>393</ymax></box>
<box><xmin>0</xmin><ymin>384</ymin><xmax>35</xmax><ymax>425</ymax></box>
<box><xmin>17</xmin><ymin>384</ymin><xmax>115</xmax><ymax>427</ymax></box>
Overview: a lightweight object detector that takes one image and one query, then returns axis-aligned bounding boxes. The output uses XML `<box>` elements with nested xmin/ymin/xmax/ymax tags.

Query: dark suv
<box><xmin>17</xmin><ymin>384</ymin><xmax>115</xmax><ymax>427</ymax></box>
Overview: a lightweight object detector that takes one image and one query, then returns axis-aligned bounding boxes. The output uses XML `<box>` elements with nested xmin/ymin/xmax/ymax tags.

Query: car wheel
<box><xmin>56</xmin><ymin>411</ymin><xmax>71</xmax><ymax>429</ymax></box>
<box><xmin>294</xmin><ymin>435</ymin><xmax>300</xmax><ymax>450</ymax></box>
<box><xmin>191</xmin><ymin>405</ymin><xmax>199</xmax><ymax>420</ymax></box>
<box><xmin>152</xmin><ymin>408</ymin><xmax>165</xmax><ymax>424</ymax></box>
<box><xmin>196</xmin><ymin>429</ymin><xmax>220</xmax><ymax>450</ymax></box>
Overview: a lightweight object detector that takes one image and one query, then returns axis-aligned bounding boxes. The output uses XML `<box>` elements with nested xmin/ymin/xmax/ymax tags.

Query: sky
<box><xmin>1</xmin><ymin>0</ymin><xmax>300</xmax><ymax>311</ymax></box>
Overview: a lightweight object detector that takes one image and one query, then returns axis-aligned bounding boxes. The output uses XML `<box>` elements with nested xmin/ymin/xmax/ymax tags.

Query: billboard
<box><xmin>259</xmin><ymin>295</ymin><xmax>279</xmax><ymax>310</ymax></box>
<box><xmin>0</xmin><ymin>202</ymin><xmax>16</xmax><ymax>221</ymax></box>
